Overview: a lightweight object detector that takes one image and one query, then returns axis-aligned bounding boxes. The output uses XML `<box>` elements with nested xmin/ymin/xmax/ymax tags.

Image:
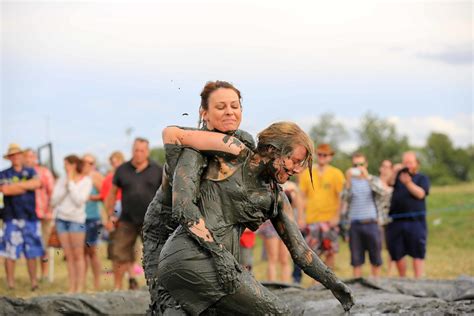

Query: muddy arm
<box><xmin>271</xmin><ymin>191</ymin><xmax>355</xmax><ymax>311</ymax></box>
<box><xmin>163</xmin><ymin>126</ymin><xmax>246</xmax><ymax>156</ymax></box>
<box><xmin>172</xmin><ymin>148</ymin><xmax>242</xmax><ymax>294</ymax></box>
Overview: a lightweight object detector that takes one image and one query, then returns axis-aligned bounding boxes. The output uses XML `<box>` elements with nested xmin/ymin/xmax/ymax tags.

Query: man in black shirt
<box><xmin>386</xmin><ymin>151</ymin><xmax>430</xmax><ymax>278</ymax></box>
<box><xmin>106</xmin><ymin>137</ymin><xmax>162</xmax><ymax>290</ymax></box>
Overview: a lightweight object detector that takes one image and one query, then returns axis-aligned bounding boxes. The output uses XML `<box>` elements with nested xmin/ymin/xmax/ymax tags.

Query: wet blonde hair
<box><xmin>257</xmin><ymin>121</ymin><xmax>314</xmax><ymax>171</ymax></box>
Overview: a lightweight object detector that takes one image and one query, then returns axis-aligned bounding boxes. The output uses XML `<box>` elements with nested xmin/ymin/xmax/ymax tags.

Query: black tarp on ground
<box><xmin>1</xmin><ymin>278</ymin><xmax>473</xmax><ymax>315</ymax></box>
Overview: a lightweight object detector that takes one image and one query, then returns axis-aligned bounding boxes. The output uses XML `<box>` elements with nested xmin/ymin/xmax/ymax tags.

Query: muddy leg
<box><xmin>207</xmin><ymin>269</ymin><xmax>290</xmax><ymax>315</ymax></box>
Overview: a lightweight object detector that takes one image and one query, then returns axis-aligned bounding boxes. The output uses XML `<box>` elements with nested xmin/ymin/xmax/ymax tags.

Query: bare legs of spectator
<box><xmin>395</xmin><ymin>258</ymin><xmax>407</xmax><ymax>277</ymax></box>
<box><xmin>352</xmin><ymin>266</ymin><xmax>362</xmax><ymax>278</ymax></box>
<box><xmin>85</xmin><ymin>245</ymin><xmax>101</xmax><ymax>290</ymax></box>
<box><xmin>413</xmin><ymin>258</ymin><xmax>424</xmax><ymax>278</ymax></box>
<box><xmin>113</xmin><ymin>261</ymin><xmax>131</xmax><ymax>290</ymax></box>
<box><xmin>371</xmin><ymin>265</ymin><xmax>381</xmax><ymax>278</ymax></box>
<box><xmin>40</xmin><ymin>219</ymin><xmax>53</xmax><ymax>281</ymax></box>
<box><xmin>353</xmin><ymin>265</ymin><xmax>381</xmax><ymax>278</ymax></box>
<box><xmin>325</xmin><ymin>253</ymin><xmax>335</xmax><ymax>270</ymax></box>
<box><xmin>386</xmin><ymin>255</ymin><xmax>395</xmax><ymax>276</ymax></box>
<box><xmin>26</xmin><ymin>258</ymin><xmax>38</xmax><ymax>289</ymax></box>
<box><xmin>395</xmin><ymin>257</ymin><xmax>424</xmax><ymax>278</ymax></box>
<box><xmin>5</xmin><ymin>258</ymin><xmax>38</xmax><ymax>290</ymax></box>
<box><xmin>59</xmin><ymin>232</ymin><xmax>86</xmax><ymax>293</ymax></box>
<box><xmin>263</xmin><ymin>237</ymin><xmax>291</xmax><ymax>283</ymax></box>
<box><xmin>5</xmin><ymin>259</ymin><xmax>15</xmax><ymax>289</ymax></box>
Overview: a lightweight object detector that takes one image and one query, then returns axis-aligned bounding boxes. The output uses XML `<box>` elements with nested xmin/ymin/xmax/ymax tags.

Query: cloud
<box><xmin>293</xmin><ymin>113</ymin><xmax>473</xmax><ymax>153</ymax></box>
<box><xmin>416</xmin><ymin>44</ymin><xmax>473</xmax><ymax>65</ymax></box>
<box><xmin>2</xmin><ymin>1</ymin><xmax>472</xmax><ymax>78</ymax></box>
<box><xmin>388</xmin><ymin>114</ymin><xmax>473</xmax><ymax>147</ymax></box>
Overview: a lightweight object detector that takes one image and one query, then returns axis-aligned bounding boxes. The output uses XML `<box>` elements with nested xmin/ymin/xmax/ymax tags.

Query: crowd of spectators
<box><xmin>0</xmin><ymin>138</ymin><xmax>162</xmax><ymax>292</ymax></box>
<box><xmin>0</xmin><ymin>137</ymin><xmax>430</xmax><ymax>292</ymax></box>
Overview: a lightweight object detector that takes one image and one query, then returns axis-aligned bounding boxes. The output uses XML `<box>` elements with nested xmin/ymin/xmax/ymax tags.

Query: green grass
<box><xmin>253</xmin><ymin>182</ymin><xmax>474</xmax><ymax>285</ymax></box>
<box><xmin>1</xmin><ymin>183</ymin><xmax>473</xmax><ymax>297</ymax></box>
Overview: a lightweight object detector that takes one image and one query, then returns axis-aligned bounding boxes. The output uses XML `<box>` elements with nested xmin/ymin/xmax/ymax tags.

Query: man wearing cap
<box><xmin>0</xmin><ymin>144</ymin><xmax>42</xmax><ymax>290</ymax></box>
<box><xmin>298</xmin><ymin>143</ymin><xmax>345</xmax><ymax>271</ymax></box>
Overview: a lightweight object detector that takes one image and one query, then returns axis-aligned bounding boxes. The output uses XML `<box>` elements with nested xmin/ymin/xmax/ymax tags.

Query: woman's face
<box><xmin>202</xmin><ymin>88</ymin><xmax>242</xmax><ymax>132</ymax></box>
<box><xmin>64</xmin><ymin>160</ymin><xmax>74</xmax><ymax>173</ymax></box>
<box><xmin>272</xmin><ymin>145</ymin><xmax>308</xmax><ymax>184</ymax></box>
<box><xmin>110</xmin><ymin>157</ymin><xmax>123</xmax><ymax>170</ymax></box>
<box><xmin>82</xmin><ymin>155</ymin><xmax>95</xmax><ymax>175</ymax></box>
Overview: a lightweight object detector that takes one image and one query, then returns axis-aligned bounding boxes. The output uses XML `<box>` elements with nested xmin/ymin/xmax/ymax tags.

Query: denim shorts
<box><xmin>349</xmin><ymin>221</ymin><xmax>382</xmax><ymax>267</ymax></box>
<box><xmin>85</xmin><ymin>218</ymin><xmax>102</xmax><ymax>247</ymax></box>
<box><xmin>56</xmin><ymin>219</ymin><xmax>86</xmax><ymax>234</ymax></box>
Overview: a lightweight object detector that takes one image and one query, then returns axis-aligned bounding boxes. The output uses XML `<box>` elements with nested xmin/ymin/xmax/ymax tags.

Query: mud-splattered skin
<box><xmin>141</xmin><ymin>128</ymin><xmax>255</xmax><ymax>314</ymax></box>
<box><xmin>158</xmin><ymin>138</ymin><xmax>355</xmax><ymax>315</ymax></box>
<box><xmin>272</xmin><ymin>191</ymin><xmax>355</xmax><ymax>311</ymax></box>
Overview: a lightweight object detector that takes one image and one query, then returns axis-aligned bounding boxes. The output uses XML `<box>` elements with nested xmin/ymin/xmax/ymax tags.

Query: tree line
<box><xmin>150</xmin><ymin>112</ymin><xmax>473</xmax><ymax>186</ymax></box>
<box><xmin>309</xmin><ymin>113</ymin><xmax>473</xmax><ymax>185</ymax></box>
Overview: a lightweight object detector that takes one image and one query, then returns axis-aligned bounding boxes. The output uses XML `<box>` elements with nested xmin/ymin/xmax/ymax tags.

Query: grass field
<box><xmin>1</xmin><ymin>182</ymin><xmax>473</xmax><ymax>298</ymax></box>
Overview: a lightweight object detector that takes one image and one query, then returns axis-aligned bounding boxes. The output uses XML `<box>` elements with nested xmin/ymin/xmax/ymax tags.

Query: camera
<box><xmin>350</xmin><ymin>168</ymin><xmax>361</xmax><ymax>177</ymax></box>
<box><xmin>399</xmin><ymin>167</ymin><xmax>413</xmax><ymax>176</ymax></box>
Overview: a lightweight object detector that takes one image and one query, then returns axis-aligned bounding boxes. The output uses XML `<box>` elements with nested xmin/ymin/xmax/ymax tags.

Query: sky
<box><xmin>1</xmin><ymin>0</ymin><xmax>473</xmax><ymax>170</ymax></box>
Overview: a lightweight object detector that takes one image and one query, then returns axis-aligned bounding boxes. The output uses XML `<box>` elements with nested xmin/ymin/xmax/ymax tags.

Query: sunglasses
<box><xmin>317</xmin><ymin>153</ymin><xmax>331</xmax><ymax>157</ymax></box>
<box><xmin>353</xmin><ymin>162</ymin><xmax>365</xmax><ymax>167</ymax></box>
<box><xmin>84</xmin><ymin>160</ymin><xmax>95</xmax><ymax>165</ymax></box>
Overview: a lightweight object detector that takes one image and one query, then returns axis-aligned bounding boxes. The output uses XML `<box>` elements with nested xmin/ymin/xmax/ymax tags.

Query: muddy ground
<box><xmin>1</xmin><ymin>277</ymin><xmax>473</xmax><ymax>315</ymax></box>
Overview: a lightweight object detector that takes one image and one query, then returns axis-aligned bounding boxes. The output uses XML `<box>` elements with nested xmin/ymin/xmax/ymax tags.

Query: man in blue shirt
<box><xmin>0</xmin><ymin>144</ymin><xmax>42</xmax><ymax>290</ymax></box>
<box><xmin>386</xmin><ymin>151</ymin><xmax>430</xmax><ymax>278</ymax></box>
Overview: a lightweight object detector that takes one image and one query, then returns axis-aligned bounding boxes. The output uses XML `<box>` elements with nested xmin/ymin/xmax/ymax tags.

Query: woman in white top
<box><xmin>51</xmin><ymin>155</ymin><xmax>92</xmax><ymax>293</ymax></box>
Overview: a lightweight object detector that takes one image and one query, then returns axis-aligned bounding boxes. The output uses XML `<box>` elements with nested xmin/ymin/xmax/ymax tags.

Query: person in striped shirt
<box><xmin>341</xmin><ymin>152</ymin><xmax>386</xmax><ymax>278</ymax></box>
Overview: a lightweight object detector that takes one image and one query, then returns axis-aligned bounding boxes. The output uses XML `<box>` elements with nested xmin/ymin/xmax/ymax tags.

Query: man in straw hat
<box><xmin>298</xmin><ymin>143</ymin><xmax>345</xmax><ymax>274</ymax></box>
<box><xmin>0</xmin><ymin>143</ymin><xmax>43</xmax><ymax>290</ymax></box>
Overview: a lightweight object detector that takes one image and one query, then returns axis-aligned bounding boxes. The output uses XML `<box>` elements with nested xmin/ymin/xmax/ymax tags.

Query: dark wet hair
<box><xmin>64</xmin><ymin>155</ymin><xmax>84</xmax><ymax>173</ymax></box>
<box><xmin>199</xmin><ymin>80</ymin><xmax>242</xmax><ymax>111</ymax></box>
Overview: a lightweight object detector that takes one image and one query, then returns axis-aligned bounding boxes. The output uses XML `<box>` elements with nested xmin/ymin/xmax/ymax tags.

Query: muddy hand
<box><xmin>213</xmin><ymin>247</ymin><xmax>242</xmax><ymax>294</ymax></box>
<box><xmin>331</xmin><ymin>280</ymin><xmax>355</xmax><ymax>311</ymax></box>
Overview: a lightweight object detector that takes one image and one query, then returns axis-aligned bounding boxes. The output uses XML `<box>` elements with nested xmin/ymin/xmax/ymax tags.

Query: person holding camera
<box><xmin>341</xmin><ymin>153</ymin><xmax>386</xmax><ymax>278</ymax></box>
<box><xmin>386</xmin><ymin>151</ymin><xmax>430</xmax><ymax>278</ymax></box>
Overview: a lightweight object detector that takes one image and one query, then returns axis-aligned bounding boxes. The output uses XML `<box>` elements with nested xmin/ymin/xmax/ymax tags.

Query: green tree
<box><xmin>423</xmin><ymin>132</ymin><xmax>472</xmax><ymax>184</ymax></box>
<box><xmin>309</xmin><ymin>113</ymin><xmax>348</xmax><ymax>152</ymax></box>
<box><xmin>356</xmin><ymin>113</ymin><xmax>409</xmax><ymax>174</ymax></box>
<box><xmin>150</xmin><ymin>147</ymin><xmax>166</xmax><ymax>165</ymax></box>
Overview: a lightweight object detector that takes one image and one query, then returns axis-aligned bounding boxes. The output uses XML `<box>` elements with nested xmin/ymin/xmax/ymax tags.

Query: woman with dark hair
<box><xmin>51</xmin><ymin>155</ymin><xmax>92</xmax><ymax>293</ymax></box>
<box><xmin>142</xmin><ymin>80</ymin><xmax>255</xmax><ymax>311</ymax></box>
<box><xmin>157</xmin><ymin>122</ymin><xmax>354</xmax><ymax>315</ymax></box>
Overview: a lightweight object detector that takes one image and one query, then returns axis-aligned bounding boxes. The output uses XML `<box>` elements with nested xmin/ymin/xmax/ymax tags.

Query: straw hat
<box><xmin>3</xmin><ymin>143</ymin><xmax>24</xmax><ymax>159</ymax></box>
